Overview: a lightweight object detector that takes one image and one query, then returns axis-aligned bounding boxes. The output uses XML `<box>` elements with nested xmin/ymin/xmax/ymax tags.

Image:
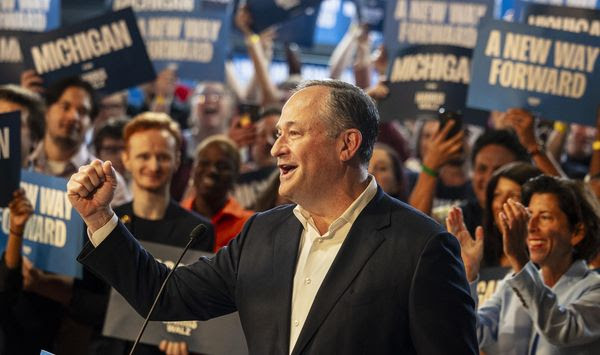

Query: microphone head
<box><xmin>190</xmin><ymin>224</ymin><xmax>208</xmax><ymax>240</ymax></box>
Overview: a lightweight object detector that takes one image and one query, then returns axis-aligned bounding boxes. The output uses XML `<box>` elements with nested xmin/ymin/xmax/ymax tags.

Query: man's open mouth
<box><xmin>279</xmin><ymin>164</ymin><xmax>297</xmax><ymax>176</ymax></box>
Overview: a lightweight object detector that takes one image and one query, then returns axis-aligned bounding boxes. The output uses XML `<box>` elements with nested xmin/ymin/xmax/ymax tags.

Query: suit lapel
<box><xmin>273</xmin><ymin>213</ymin><xmax>303</xmax><ymax>353</ymax></box>
<box><xmin>292</xmin><ymin>190</ymin><xmax>391</xmax><ymax>355</ymax></box>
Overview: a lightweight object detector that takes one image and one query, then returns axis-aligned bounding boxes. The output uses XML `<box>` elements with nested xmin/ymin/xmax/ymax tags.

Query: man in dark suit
<box><xmin>67</xmin><ymin>80</ymin><xmax>477</xmax><ymax>354</ymax></box>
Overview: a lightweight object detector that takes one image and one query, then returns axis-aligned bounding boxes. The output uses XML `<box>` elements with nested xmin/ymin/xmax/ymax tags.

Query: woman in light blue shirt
<box><xmin>447</xmin><ymin>175</ymin><xmax>600</xmax><ymax>354</ymax></box>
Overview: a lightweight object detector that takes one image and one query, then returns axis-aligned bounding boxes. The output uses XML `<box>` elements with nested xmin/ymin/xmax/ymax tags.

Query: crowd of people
<box><xmin>1</xmin><ymin>7</ymin><xmax>600</xmax><ymax>355</ymax></box>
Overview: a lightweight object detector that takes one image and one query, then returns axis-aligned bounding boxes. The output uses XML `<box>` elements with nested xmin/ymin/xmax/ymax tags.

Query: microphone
<box><xmin>128</xmin><ymin>224</ymin><xmax>208</xmax><ymax>355</ymax></box>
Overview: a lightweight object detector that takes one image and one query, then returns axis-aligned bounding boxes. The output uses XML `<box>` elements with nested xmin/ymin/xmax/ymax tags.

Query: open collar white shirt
<box><xmin>289</xmin><ymin>176</ymin><xmax>377</xmax><ymax>353</ymax></box>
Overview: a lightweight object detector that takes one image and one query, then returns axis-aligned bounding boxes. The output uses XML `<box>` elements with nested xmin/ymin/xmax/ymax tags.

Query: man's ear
<box><xmin>339</xmin><ymin>128</ymin><xmax>363</xmax><ymax>162</ymax></box>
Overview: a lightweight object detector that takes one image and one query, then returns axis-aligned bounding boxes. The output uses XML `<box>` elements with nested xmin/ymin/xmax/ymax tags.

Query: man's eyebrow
<box><xmin>275</xmin><ymin>121</ymin><xmax>297</xmax><ymax>130</ymax></box>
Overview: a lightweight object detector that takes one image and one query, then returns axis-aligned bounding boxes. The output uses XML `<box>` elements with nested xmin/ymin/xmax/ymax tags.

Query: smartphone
<box><xmin>237</xmin><ymin>103</ymin><xmax>261</xmax><ymax>127</ymax></box>
<box><xmin>438</xmin><ymin>107</ymin><xmax>463</xmax><ymax>138</ymax></box>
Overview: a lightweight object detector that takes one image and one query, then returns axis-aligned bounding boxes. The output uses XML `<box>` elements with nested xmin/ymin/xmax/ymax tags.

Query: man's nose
<box><xmin>148</xmin><ymin>156</ymin><xmax>160</xmax><ymax>171</ymax></box>
<box><xmin>64</xmin><ymin>107</ymin><xmax>80</xmax><ymax>122</ymax></box>
<box><xmin>270</xmin><ymin>136</ymin><xmax>285</xmax><ymax>158</ymax></box>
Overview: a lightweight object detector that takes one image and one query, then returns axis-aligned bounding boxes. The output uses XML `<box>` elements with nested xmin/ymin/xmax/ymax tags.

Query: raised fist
<box><xmin>67</xmin><ymin>160</ymin><xmax>117</xmax><ymax>232</ymax></box>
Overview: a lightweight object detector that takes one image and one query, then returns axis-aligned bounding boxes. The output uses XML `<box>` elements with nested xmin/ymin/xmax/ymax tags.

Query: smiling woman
<box><xmin>448</xmin><ymin>175</ymin><xmax>600</xmax><ymax>354</ymax></box>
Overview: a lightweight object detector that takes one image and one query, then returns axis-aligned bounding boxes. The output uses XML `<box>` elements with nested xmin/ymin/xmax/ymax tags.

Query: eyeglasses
<box><xmin>196</xmin><ymin>93</ymin><xmax>224</xmax><ymax>104</ymax></box>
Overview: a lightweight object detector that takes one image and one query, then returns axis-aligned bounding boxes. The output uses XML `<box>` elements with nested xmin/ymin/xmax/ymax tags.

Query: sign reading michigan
<box><xmin>21</xmin><ymin>7</ymin><xmax>155</xmax><ymax>94</ymax></box>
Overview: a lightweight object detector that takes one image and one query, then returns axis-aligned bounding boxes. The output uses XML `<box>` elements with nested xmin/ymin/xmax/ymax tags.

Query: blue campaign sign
<box><xmin>378</xmin><ymin>45</ymin><xmax>488</xmax><ymax>124</ymax></box>
<box><xmin>248</xmin><ymin>0</ymin><xmax>323</xmax><ymax>33</ymax></box>
<box><xmin>21</xmin><ymin>8</ymin><xmax>156</xmax><ymax>95</ymax></box>
<box><xmin>276</xmin><ymin>5</ymin><xmax>320</xmax><ymax>47</ymax></box>
<box><xmin>0</xmin><ymin>170</ymin><xmax>84</xmax><ymax>278</ymax></box>
<box><xmin>383</xmin><ymin>0</ymin><xmax>494</xmax><ymax>62</ymax></box>
<box><xmin>354</xmin><ymin>0</ymin><xmax>385</xmax><ymax>32</ymax></box>
<box><xmin>518</xmin><ymin>1</ymin><xmax>600</xmax><ymax>36</ymax></box>
<box><xmin>0</xmin><ymin>31</ymin><xmax>31</xmax><ymax>85</ymax></box>
<box><xmin>512</xmin><ymin>0</ymin><xmax>599</xmax><ymax>22</ymax></box>
<box><xmin>467</xmin><ymin>19</ymin><xmax>600</xmax><ymax>125</ymax></box>
<box><xmin>314</xmin><ymin>0</ymin><xmax>355</xmax><ymax>46</ymax></box>
<box><xmin>113</xmin><ymin>0</ymin><xmax>232</xmax><ymax>82</ymax></box>
<box><xmin>0</xmin><ymin>0</ymin><xmax>60</xmax><ymax>32</ymax></box>
<box><xmin>0</xmin><ymin>111</ymin><xmax>21</xmax><ymax>207</ymax></box>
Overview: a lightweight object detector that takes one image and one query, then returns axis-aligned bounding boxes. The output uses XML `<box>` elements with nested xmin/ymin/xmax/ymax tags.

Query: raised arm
<box><xmin>409</xmin><ymin>121</ymin><xmax>464</xmax><ymax>215</ymax></box>
<box><xmin>68</xmin><ymin>160</ymin><xmax>238</xmax><ymax>321</ymax></box>
<box><xmin>329</xmin><ymin>23</ymin><xmax>360</xmax><ymax>80</ymax></box>
<box><xmin>353</xmin><ymin>25</ymin><xmax>371</xmax><ymax>89</ymax></box>
<box><xmin>235</xmin><ymin>7</ymin><xmax>280</xmax><ymax>107</ymax></box>
<box><xmin>505</xmin><ymin>108</ymin><xmax>565</xmax><ymax>177</ymax></box>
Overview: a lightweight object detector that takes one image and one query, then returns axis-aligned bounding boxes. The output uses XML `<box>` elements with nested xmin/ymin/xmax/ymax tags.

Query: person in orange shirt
<box><xmin>181</xmin><ymin>135</ymin><xmax>254</xmax><ymax>251</ymax></box>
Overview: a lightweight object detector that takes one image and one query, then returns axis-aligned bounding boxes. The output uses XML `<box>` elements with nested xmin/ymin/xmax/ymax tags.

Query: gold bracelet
<box><xmin>246</xmin><ymin>34</ymin><xmax>260</xmax><ymax>45</ymax></box>
<box><xmin>593</xmin><ymin>140</ymin><xmax>600</xmax><ymax>151</ymax></box>
<box><xmin>553</xmin><ymin>121</ymin><xmax>567</xmax><ymax>133</ymax></box>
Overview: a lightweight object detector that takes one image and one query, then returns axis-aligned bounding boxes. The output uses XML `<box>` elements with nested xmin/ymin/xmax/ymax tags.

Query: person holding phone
<box><xmin>408</xmin><ymin>108</ymin><xmax>468</xmax><ymax>219</ymax></box>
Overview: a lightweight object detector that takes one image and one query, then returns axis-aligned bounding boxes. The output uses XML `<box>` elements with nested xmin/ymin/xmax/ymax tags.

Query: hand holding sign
<box><xmin>20</xmin><ymin>69</ymin><xmax>44</xmax><ymax>95</ymax></box>
<box><xmin>505</xmin><ymin>108</ymin><xmax>538</xmax><ymax>152</ymax></box>
<box><xmin>159</xmin><ymin>340</ymin><xmax>189</xmax><ymax>355</ymax></box>
<box><xmin>66</xmin><ymin>160</ymin><xmax>116</xmax><ymax>232</ymax></box>
<box><xmin>446</xmin><ymin>206</ymin><xmax>484</xmax><ymax>282</ymax></box>
<box><xmin>5</xmin><ymin>189</ymin><xmax>34</xmax><ymax>269</ymax></box>
<box><xmin>235</xmin><ymin>5</ymin><xmax>254</xmax><ymax>36</ymax></box>
<box><xmin>8</xmin><ymin>189</ymin><xmax>34</xmax><ymax>236</ymax></box>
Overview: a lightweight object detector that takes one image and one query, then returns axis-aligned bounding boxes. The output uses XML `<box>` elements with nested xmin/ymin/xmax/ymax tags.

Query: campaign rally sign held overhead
<box><xmin>248</xmin><ymin>0</ymin><xmax>323</xmax><ymax>33</ymax></box>
<box><xmin>0</xmin><ymin>170</ymin><xmax>84</xmax><ymax>278</ymax></box>
<box><xmin>0</xmin><ymin>112</ymin><xmax>21</xmax><ymax>207</ymax></box>
<box><xmin>520</xmin><ymin>1</ymin><xmax>600</xmax><ymax>36</ymax></box>
<box><xmin>21</xmin><ymin>7</ymin><xmax>155</xmax><ymax>95</ymax></box>
<box><xmin>0</xmin><ymin>0</ymin><xmax>60</xmax><ymax>32</ymax></box>
<box><xmin>467</xmin><ymin>19</ymin><xmax>600</xmax><ymax>124</ymax></box>
<box><xmin>113</xmin><ymin>0</ymin><xmax>232</xmax><ymax>81</ymax></box>
<box><xmin>0</xmin><ymin>31</ymin><xmax>31</xmax><ymax>85</ymax></box>
<box><xmin>378</xmin><ymin>45</ymin><xmax>488</xmax><ymax>124</ymax></box>
<box><xmin>383</xmin><ymin>0</ymin><xmax>493</xmax><ymax>59</ymax></box>
<box><xmin>276</xmin><ymin>5</ymin><xmax>320</xmax><ymax>47</ymax></box>
<box><xmin>103</xmin><ymin>241</ymin><xmax>248</xmax><ymax>354</ymax></box>
<box><xmin>355</xmin><ymin>0</ymin><xmax>386</xmax><ymax>32</ymax></box>
<box><xmin>512</xmin><ymin>0</ymin><xmax>599</xmax><ymax>22</ymax></box>
<box><xmin>314</xmin><ymin>0</ymin><xmax>355</xmax><ymax>46</ymax></box>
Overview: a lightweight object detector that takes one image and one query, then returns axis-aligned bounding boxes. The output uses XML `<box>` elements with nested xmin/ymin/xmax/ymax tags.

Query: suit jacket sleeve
<box><xmin>77</xmin><ymin>214</ymin><xmax>257</xmax><ymax>321</ymax></box>
<box><xmin>409</xmin><ymin>231</ymin><xmax>478</xmax><ymax>355</ymax></box>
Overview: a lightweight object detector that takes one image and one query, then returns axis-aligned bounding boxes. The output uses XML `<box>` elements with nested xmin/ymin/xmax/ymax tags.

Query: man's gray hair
<box><xmin>295</xmin><ymin>80</ymin><xmax>379</xmax><ymax>165</ymax></box>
